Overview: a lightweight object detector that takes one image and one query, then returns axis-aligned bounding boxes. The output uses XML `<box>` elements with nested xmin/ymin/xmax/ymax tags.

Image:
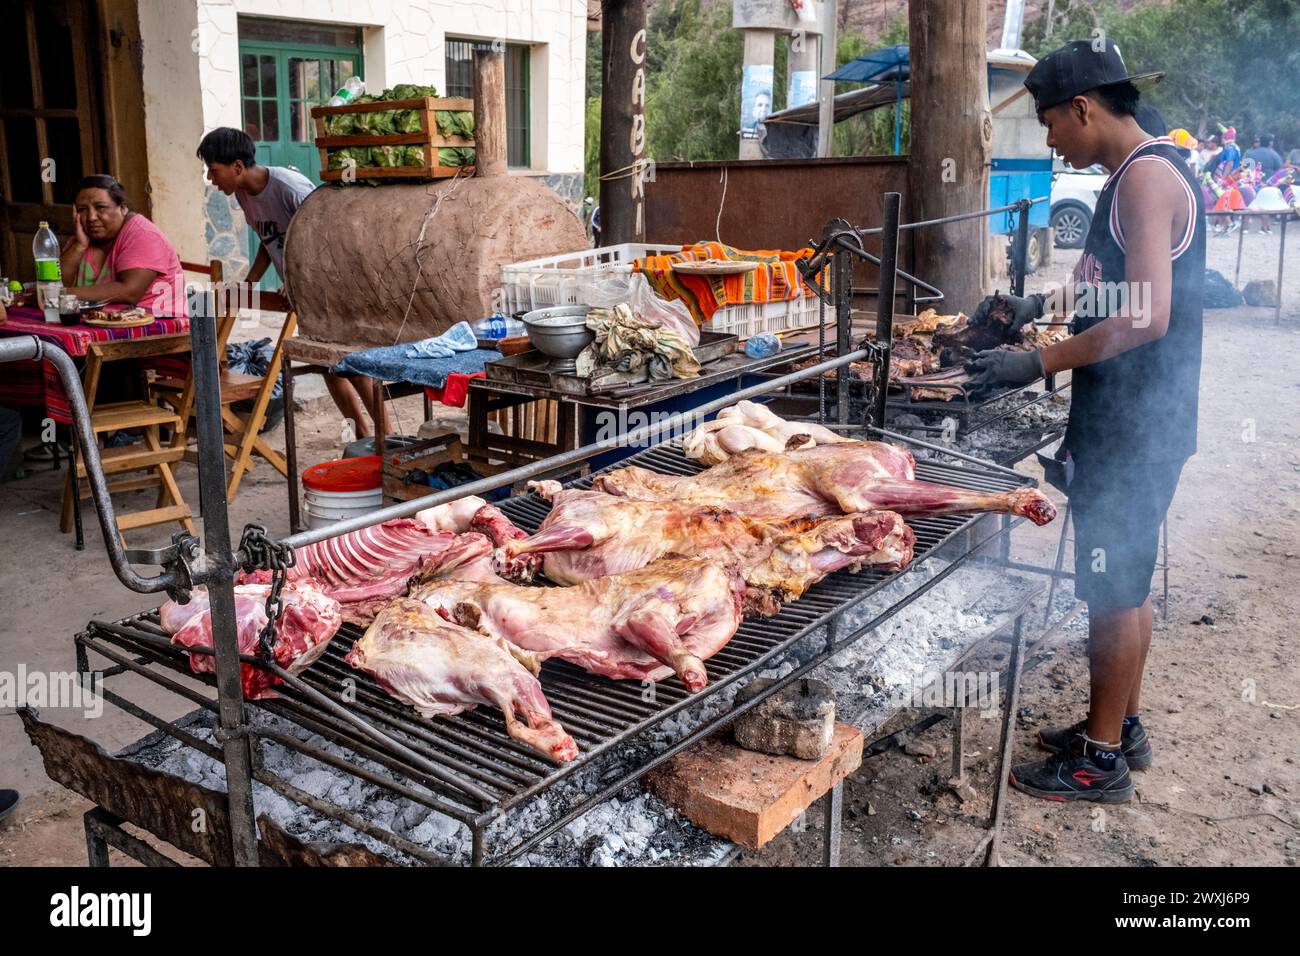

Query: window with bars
<box><xmin>445</xmin><ymin>39</ymin><xmax>531</xmax><ymax>168</ymax></box>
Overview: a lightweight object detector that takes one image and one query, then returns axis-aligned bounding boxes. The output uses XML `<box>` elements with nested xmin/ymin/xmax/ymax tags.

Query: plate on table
<box><xmin>670</xmin><ymin>261</ymin><xmax>760</xmax><ymax>276</ymax></box>
<box><xmin>82</xmin><ymin>308</ymin><xmax>154</xmax><ymax>328</ymax></box>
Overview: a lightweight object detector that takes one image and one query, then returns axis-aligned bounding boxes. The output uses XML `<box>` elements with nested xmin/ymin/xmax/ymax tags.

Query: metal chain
<box><xmin>818</xmin><ymin>254</ymin><xmax>828</xmax><ymax>424</ymax></box>
<box><xmin>238</xmin><ymin>524</ymin><xmax>297</xmax><ymax>663</ymax></box>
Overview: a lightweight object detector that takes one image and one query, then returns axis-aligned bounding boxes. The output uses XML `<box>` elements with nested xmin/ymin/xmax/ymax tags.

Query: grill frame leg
<box><xmin>821</xmin><ymin>780</ymin><xmax>843</xmax><ymax>868</ymax></box>
<box><xmin>983</xmin><ymin>614</ymin><xmax>1026</xmax><ymax>867</ymax></box>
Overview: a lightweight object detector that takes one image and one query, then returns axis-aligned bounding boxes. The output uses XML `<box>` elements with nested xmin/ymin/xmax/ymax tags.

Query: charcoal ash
<box><xmin>894</xmin><ymin>390</ymin><xmax>1069</xmax><ymax>466</ymax></box>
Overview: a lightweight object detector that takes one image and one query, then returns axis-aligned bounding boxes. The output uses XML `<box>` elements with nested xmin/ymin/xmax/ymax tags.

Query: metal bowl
<box><xmin>522</xmin><ymin>305</ymin><xmax>594</xmax><ymax>374</ymax></box>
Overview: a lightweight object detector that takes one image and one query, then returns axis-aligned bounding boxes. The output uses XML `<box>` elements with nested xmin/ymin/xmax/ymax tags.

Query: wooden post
<box><xmin>739</xmin><ymin>29</ymin><xmax>775</xmax><ymax>160</ymax></box>
<box><xmin>818</xmin><ymin>0</ymin><xmax>837</xmax><ymax>158</ymax></box>
<box><xmin>907</xmin><ymin>0</ymin><xmax>992</xmax><ymax>310</ymax></box>
<box><xmin>600</xmin><ymin>0</ymin><xmax>647</xmax><ymax>244</ymax></box>
<box><xmin>472</xmin><ymin>46</ymin><xmax>508</xmax><ymax>178</ymax></box>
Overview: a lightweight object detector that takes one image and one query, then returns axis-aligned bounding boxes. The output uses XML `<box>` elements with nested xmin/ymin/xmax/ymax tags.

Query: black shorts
<box><xmin>1069</xmin><ymin>456</ymin><xmax>1186</xmax><ymax>610</ymax></box>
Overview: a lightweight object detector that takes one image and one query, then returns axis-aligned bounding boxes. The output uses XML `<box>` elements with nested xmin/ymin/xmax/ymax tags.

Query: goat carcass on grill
<box><xmin>346</xmin><ymin>598</ymin><xmax>578</xmax><ymax>763</ymax></box>
<box><xmin>411</xmin><ymin>558</ymin><xmax>745</xmax><ymax>693</ymax></box>
<box><xmin>507</xmin><ymin>481</ymin><xmax>914</xmax><ymax>603</ymax></box>
<box><xmin>593</xmin><ymin>440</ymin><xmax>1057</xmax><ymax>525</ymax></box>
<box><xmin>161</xmin><ymin>582</ymin><xmax>343</xmax><ymax>699</ymax></box>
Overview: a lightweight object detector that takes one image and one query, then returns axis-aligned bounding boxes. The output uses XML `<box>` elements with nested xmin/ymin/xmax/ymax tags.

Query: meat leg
<box><xmin>831</xmin><ymin>477</ymin><xmax>1057</xmax><ymax>526</ymax></box>
<box><xmin>611</xmin><ymin>595</ymin><xmax>708</xmax><ymax>692</ymax></box>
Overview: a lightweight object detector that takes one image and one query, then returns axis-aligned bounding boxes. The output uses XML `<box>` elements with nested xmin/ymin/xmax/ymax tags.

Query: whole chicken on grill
<box><xmin>411</xmin><ymin>558</ymin><xmax>746</xmax><ymax>693</ymax></box>
<box><xmin>346</xmin><ymin>598</ymin><xmax>578</xmax><ymax>763</ymax></box>
<box><xmin>684</xmin><ymin>399</ymin><xmax>850</xmax><ymax>466</ymax></box>
<box><xmin>507</xmin><ymin>482</ymin><xmax>914</xmax><ymax>603</ymax></box>
<box><xmin>593</xmin><ymin>440</ymin><xmax>1057</xmax><ymax>526</ymax></box>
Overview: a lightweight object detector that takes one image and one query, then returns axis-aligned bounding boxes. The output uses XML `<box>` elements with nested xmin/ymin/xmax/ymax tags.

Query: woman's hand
<box><xmin>67</xmin><ymin>210</ymin><xmax>90</xmax><ymax>252</ymax></box>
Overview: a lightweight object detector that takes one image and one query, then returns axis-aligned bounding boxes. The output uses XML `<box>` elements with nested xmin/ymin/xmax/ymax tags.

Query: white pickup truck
<box><xmin>1050</xmin><ymin>159</ymin><xmax>1107</xmax><ymax>249</ymax></box>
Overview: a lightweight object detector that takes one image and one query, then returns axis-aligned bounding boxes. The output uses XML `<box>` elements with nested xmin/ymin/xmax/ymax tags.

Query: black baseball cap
<box><xmin>1025</xmin><ymin>38</ymin><xmax>1163</xmax><ymax>113</ymax></box>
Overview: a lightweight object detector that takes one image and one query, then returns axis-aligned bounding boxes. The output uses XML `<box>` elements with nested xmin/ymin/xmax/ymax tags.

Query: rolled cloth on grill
<box><xmin>635</xmin><ymin>242</ymin><xmax>822</xmax><ymax>323</ymax></box>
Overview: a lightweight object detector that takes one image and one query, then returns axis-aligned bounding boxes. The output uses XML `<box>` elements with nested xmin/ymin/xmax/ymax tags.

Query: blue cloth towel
<box><xmin>403</xmin><ymin>321</ymin><xmax>478</xmax><ymax>359</ymax></box>
<box><xmin>331</xmin><ymin>341</ymin><xmax>500</xmax><ymax>389</ymax></box>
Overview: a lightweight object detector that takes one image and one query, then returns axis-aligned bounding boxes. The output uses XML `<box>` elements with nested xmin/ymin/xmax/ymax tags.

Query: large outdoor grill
<box><xmin>72</xmin><ymin>435</ymin><xmax>1034</xmax><ymax>866</ymax></box>
<box><xmin>11</xmin><ymin>193</ymin><xmax>1059</xmax><ymax>867</ymax></box>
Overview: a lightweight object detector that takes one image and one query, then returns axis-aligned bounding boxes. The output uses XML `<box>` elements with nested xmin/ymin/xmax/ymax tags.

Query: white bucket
<box><xmin>302</xmin><ymin>486</ymin><xmax>382</xmax><ymax>529</ymax></box>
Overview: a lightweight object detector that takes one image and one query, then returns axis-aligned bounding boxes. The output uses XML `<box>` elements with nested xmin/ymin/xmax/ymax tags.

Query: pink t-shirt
<box><xmin>77</xmin><ymin>213</ymin><xmax>188</xmax><ymax>318</ymax></box>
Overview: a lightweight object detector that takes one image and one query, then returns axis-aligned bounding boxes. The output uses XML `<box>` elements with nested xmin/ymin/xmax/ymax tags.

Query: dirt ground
<box><xmin>2</xmin><ymin>229</ymin><xmax>1298</xmax><ymax>867</ymax></box>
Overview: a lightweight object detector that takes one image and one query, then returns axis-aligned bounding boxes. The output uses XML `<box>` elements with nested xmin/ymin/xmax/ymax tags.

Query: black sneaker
<box><xmin>1010</xmin><ymin>738</ymin><xmax>1134</xmax><ymax>803</ymax></box>
<box><xmin>0</xmin><ymin>789</ymin><xmax>18</xmax><ymax>823</ymax></box>
<box><xmin>1038</xmin><ymin>718</ymin><xmax>1152</xmax><ymax>770</ymax></box>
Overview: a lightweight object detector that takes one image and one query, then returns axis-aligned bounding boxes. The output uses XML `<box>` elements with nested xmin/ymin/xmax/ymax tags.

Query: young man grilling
<box><xmin>968</xmin><ymin>39</ymin><xmax>1204</xmax><ymax>802</ymax></box>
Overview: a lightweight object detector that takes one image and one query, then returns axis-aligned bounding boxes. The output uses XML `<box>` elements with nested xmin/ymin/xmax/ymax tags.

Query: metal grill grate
<box><xmin>81</xmin><ymin>439</ymin><xmax>1032</xmax><ymax>828</ymax></box>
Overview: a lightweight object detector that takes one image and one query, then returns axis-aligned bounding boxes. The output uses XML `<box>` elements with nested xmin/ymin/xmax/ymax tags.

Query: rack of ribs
<box><xmin>507</xmin><ymin>482</ymin><xmax>914</xmax><ymax>603</ymax></box>
<box><xmin>346</xmin><ymin>598</ymin><xmax>578</xmax><ymax>763</ymax></box>
<box><xmin>410</xmin><ymin>558</ymin><xmax>746</xmax><ymax>693</ymax></box>
<box><xmin>592</xmin><ymin>440</ymin><xmax>1057</xmax><ymax>526</ymax></box>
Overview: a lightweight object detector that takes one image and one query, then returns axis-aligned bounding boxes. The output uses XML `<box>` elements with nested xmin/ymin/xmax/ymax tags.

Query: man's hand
<box><xmin>967</xmin><ymin>348</ymin><xmax>1044</xmax><ymax>389</ymax></box>
<box><xmin>971</xmin><ymin>292</ymin><xmax>1044</xmax><ymax>334</ymax></box>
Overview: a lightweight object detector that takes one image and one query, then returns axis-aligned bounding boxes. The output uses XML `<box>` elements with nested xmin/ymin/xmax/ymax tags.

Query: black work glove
<box><xmin>971</xmin><ymin>292</ymin><xmax>1045</xmax><ymax>335</ymax></box>
<box><xmin>966</xmin><ymin>348</ymin><xmax>1045</xmax><ymax>389</ymax></box>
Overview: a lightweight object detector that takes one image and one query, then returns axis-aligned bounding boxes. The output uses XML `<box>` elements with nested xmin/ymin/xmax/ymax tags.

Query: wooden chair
<box><xmin>218</xmin><ymin>291</ymin><xmax>295</xmax><ymax>499</ymax></box>
<box><xmin>60</xmin><ymin>335</ymin><xmax>196</xmax><ymax>539</ymax></box>
<box><xmin>151</xmin><ymin>287</ymin><xmax>295</xmax><ymax>500</ymax></box>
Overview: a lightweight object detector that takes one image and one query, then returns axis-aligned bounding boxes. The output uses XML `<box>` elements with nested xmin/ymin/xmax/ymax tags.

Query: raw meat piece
<box><xmin>417</xmin><ymin>495</ymin><xmax>539</xmax><ymax>581</ymax></box>
<box><xmin>594</xmin><ymin>440</ymin><xmax>1057</xmax><ymax>526</ymax></box>
<box><xmin>511</xmin><ymin>482</ymin><xmax>914</xmax><ymax>602</ymax></box>
<box><xmin>345</xmin><ymin>598</ymin><xmax>578</xmax><ymax>763</ymax></box>
<box><xmin>162</xmin><ymin>582</ymin><xmax>342</xmax><ymax>699</ymax></box>
<box><xmin>412</xmin><ymin>558</ymin><xmax>746</xmax><ymax>692</ymax></box>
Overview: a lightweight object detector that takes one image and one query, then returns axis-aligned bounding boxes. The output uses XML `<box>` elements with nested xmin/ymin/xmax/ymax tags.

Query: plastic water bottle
<box><xmin>327</xmin><ymin>76</ymin><xmax>366</xmax><ymax>107</ymax></box>
<box><xmin>33</xmin><ymin>221</ymin><xmax>62</xmax><ymax>322</ymax></box>
<box><xmin>744</xmin><ymin>332</ymin><xmax>782</xmax><ymax>359</ymax></box>
<box><xmin>472</xmin><ymin>314</ymin><xmax>526</xmax><ymax>339</ymax></box>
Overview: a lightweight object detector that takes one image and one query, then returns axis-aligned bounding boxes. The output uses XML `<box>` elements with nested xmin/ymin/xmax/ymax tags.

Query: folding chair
<box><xmin>219</xmin><ymin>294</ymin><xmax>295</xmax><ymax>499</ymax></box>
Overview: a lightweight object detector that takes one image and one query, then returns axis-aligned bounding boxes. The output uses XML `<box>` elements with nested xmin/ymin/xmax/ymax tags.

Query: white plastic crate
<box><xmin>500</xmin><ymin>242</ymin><xmax>825</xmax><ymax>341</ymax></box>
<box><xmin>499</xmin><ymin>243</ymin><xmax>684</xmax><ymax>314</ymax></box>
<box><xmin>703</xmin><ymin>295</ymin><xmax>825</xmax><ymax>341</ymax></box>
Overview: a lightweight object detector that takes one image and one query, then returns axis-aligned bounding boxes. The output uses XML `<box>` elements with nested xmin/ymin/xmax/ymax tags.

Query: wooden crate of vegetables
<box><xmin>312</xmin><ymin>84</ymin><xmax>476</xmax><ymax>183</ymax></box>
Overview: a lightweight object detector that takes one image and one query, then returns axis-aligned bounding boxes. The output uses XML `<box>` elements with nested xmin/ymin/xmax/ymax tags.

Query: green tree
<box><xmin>644</xmin><ymin>0</ymin><xmax>744</xmax><ymax>162</ymax></box>
<box><xmin>832</xmin><ymin>13</ymin><xmax>910</xmax><ymax>157</ymax></box>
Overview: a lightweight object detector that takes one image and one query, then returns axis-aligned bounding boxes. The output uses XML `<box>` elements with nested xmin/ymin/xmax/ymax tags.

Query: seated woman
<box><xmin>60</xmin><ymin>175</ymin><xmax>187</xmax><ymax>317</ymax></box>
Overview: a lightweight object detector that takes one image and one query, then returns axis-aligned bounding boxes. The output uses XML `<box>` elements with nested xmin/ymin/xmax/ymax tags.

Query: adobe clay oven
<box><xmin>282</xmin><ymin>50</ymin><xmax>588</xmax><ymax>349</ymax></box>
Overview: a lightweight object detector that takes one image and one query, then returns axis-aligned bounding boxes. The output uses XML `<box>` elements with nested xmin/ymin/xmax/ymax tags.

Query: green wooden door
<box><xmin>239</xmin><ymin>32</ymin><xmax>361</xmax><ymax>281</ymax></box>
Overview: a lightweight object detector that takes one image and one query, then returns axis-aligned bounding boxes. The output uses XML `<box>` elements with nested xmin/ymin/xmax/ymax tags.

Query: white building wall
<box><xmin>136</xmin><ymin>0</ymin><xmax>209</xmax><ymax>263</ymax></box>
<box><xmin>195</xmin><ymin>0</ymin><xmax>587</xmax><ymax>174</ymax></box>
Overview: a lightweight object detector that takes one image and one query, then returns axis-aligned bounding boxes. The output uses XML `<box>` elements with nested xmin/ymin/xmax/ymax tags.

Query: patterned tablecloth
<box><xmin>0</xmin><ymin>306</ymin><xmax>189</xmax><ymax>424</ymax></box>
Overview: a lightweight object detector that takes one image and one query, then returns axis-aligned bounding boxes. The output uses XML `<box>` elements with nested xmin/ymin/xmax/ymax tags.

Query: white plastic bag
<box><xmin>575</xmin><ymin>272</ymin><xmax>699</xmax><ymax>346</ymax></box>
